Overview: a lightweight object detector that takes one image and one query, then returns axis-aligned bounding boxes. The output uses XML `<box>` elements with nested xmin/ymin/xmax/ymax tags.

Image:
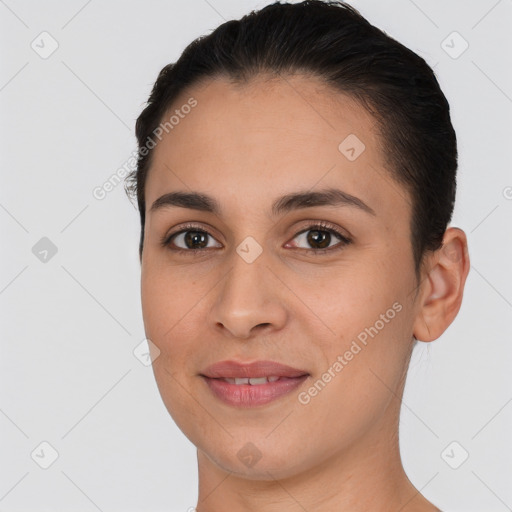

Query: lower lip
<box><xmin>202</xmin><ymin>375</ymin><xmax>309</xmax><ymax>407</ymax></box>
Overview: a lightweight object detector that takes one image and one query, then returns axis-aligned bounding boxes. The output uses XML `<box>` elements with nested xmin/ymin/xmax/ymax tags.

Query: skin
<box><xmin>139</xmin><ymin>74</ymin><xmax>470</xmax><ymax>511</ymax></box>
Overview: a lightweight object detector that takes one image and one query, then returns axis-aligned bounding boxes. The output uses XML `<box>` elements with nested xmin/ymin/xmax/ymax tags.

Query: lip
<box><xmin>202</xmin><ymin>374</ymin><xmax>309</xmax><ymax>407</ymax></box>
<box><xmin>200</xmin><ymin>360</ymin><xmax>309</xmax><ymax>379</ymax></box>
<box><xmin>200</xmin><ymin>360</ymin><xmax>310</xmax><ymax>407</ymax></box>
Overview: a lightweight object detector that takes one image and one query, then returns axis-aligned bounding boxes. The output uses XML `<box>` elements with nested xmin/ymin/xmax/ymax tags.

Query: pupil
<box><xmin>185</xmin><ymin>231</ymin><xmax>207</xmax><ymax>249</ymax></box>
<box><xmin>308</xmin><ymin>230</ymin><xmax>330</xmax><ymax>249</ymax></box>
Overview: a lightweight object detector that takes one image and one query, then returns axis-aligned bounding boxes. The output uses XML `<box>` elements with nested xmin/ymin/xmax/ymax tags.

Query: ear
<box><xmin>413</xmin><ymin>227</ymin><xmax>470</xmax><ymax>342</ymax></box>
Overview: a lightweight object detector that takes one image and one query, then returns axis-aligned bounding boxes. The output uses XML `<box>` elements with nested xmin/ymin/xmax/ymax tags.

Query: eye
<box><xmin>161</xmin><ymin>221</ymin><xmax>352</xmax><ymax>255</ymax></box>
<box><xmin>285</xmin><ymin>221</ymin><xmax>352</xmax><ymax>254</ymax></box>
<box><xmin>161</xmin><ymin>223</ymin><xmax>222</xmax><ymax>253</ymax></box>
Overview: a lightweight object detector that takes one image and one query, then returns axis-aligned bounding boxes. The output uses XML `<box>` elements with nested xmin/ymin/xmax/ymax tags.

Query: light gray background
<box><xmin>1</xmin><ymin>0</ymin><xmax>511</xmax><ymax>510</ymax></box>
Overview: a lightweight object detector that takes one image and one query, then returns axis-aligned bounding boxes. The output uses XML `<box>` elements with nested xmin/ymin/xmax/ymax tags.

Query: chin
<box><xmin>195</xmin><ymin>430</ymin><xmax>331</xmax><ymax>483</ymax></box>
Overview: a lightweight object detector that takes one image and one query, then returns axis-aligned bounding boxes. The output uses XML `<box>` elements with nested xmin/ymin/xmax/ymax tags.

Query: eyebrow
<box><xmin>149</xmin><ymin>188</ymin><xmax>376</xmax><ymax>217</ymax></box>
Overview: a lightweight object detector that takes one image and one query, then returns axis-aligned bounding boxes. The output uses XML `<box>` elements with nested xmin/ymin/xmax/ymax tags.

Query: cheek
<box><xmin>294</xmin><ymin>260</ymin><xmax>399</xmax><ymax>345</ymax></box>
<box><xmin>140</xmin><ymin>263</ymin><xmax>208</xmax><ymax>430</ymax></box>
<box><xmin>303</xmin><ymin>262</ymin><xmax>413</xmax><ymax>412</ymax></box>
<box><xmin>141</xmin><ymin>259</ymin><xmax>200</xmax><ymax>344</ymax></box>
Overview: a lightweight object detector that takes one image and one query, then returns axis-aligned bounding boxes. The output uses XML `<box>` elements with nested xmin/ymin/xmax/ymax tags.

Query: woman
<box><xmin>125</xmin><ymin>1</ymin><xmax>470</xmax><ymax>510</ymax></box>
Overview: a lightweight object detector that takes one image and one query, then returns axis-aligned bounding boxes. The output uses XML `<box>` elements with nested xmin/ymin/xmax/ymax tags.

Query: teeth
<box><xmin>249</xmin><ymin>377</ymin><xmax>268</xmax><ymax>385</ymax></box>
<box><xmin>222</xmin><ymin>376</ymin><xmax>281</xmax><ymax>385</ymax></box>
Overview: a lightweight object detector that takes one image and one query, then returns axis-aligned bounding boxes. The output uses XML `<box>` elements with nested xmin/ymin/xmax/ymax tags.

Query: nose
<box><xmin>209</xmin><ymin>246</ymin><xmax>288</xmax><ymax>339</ymax></box>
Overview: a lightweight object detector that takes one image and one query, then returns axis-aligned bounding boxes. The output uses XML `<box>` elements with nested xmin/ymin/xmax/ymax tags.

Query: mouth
<box><xmin>199</xmin><ymin>360</ymin><xmax>310</xmax><ymax>407</ymax></box>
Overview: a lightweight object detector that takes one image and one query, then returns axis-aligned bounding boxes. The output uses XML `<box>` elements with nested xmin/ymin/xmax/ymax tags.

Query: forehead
<box><xmin>145</xmin><ymin>73</ymin><xmax>411</xmax><ymax>224</ymax></box>
<box><xmin>156</xmin><ymin>73</ymin><xmax>380</xmax><ymax>160</ymax></box>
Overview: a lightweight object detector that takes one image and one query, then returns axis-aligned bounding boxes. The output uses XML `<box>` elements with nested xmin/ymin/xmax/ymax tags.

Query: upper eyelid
<box><xmin>167</xmin><ymin>221</ymin><xmax>346</xmax><ymax>238</ymax></box>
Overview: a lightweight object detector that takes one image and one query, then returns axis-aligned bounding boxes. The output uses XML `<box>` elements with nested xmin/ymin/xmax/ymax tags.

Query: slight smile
<box><xmin>200</xmin><ymin>360</ymin><xmax>310</xmax><ymax>407</ymax></box>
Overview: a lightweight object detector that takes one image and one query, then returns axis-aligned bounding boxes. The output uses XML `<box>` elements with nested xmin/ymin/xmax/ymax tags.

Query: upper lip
<box><xmin>200</xmin><ymin>360</ymin><xmax>309</xmax><ymax>379</ymax></box>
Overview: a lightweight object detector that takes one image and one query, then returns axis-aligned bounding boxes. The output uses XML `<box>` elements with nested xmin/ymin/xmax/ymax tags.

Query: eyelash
<box><xmin>160</xmin><ymin>221</ymin><xmax>352</xmax><ymax>256</ymax></box>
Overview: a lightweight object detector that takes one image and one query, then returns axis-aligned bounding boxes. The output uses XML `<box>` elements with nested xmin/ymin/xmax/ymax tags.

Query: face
<box><xmin>140</xmin><ymin>74</ymin><xmax>424</xmax><ymax>480</ymax></box>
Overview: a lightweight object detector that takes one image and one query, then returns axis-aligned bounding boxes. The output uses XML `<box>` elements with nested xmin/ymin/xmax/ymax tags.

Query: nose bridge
<box><xmin>210</xmin><ymin>238</ymin><xmax>287</xmax><ymax>338</ymax></box>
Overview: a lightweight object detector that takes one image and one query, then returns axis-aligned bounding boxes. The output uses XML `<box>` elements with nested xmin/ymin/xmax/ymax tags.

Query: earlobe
<box><xmin>413</xmin><ymin>227</ymin><xmax>470</xmax><ymax>342</ymax></box>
